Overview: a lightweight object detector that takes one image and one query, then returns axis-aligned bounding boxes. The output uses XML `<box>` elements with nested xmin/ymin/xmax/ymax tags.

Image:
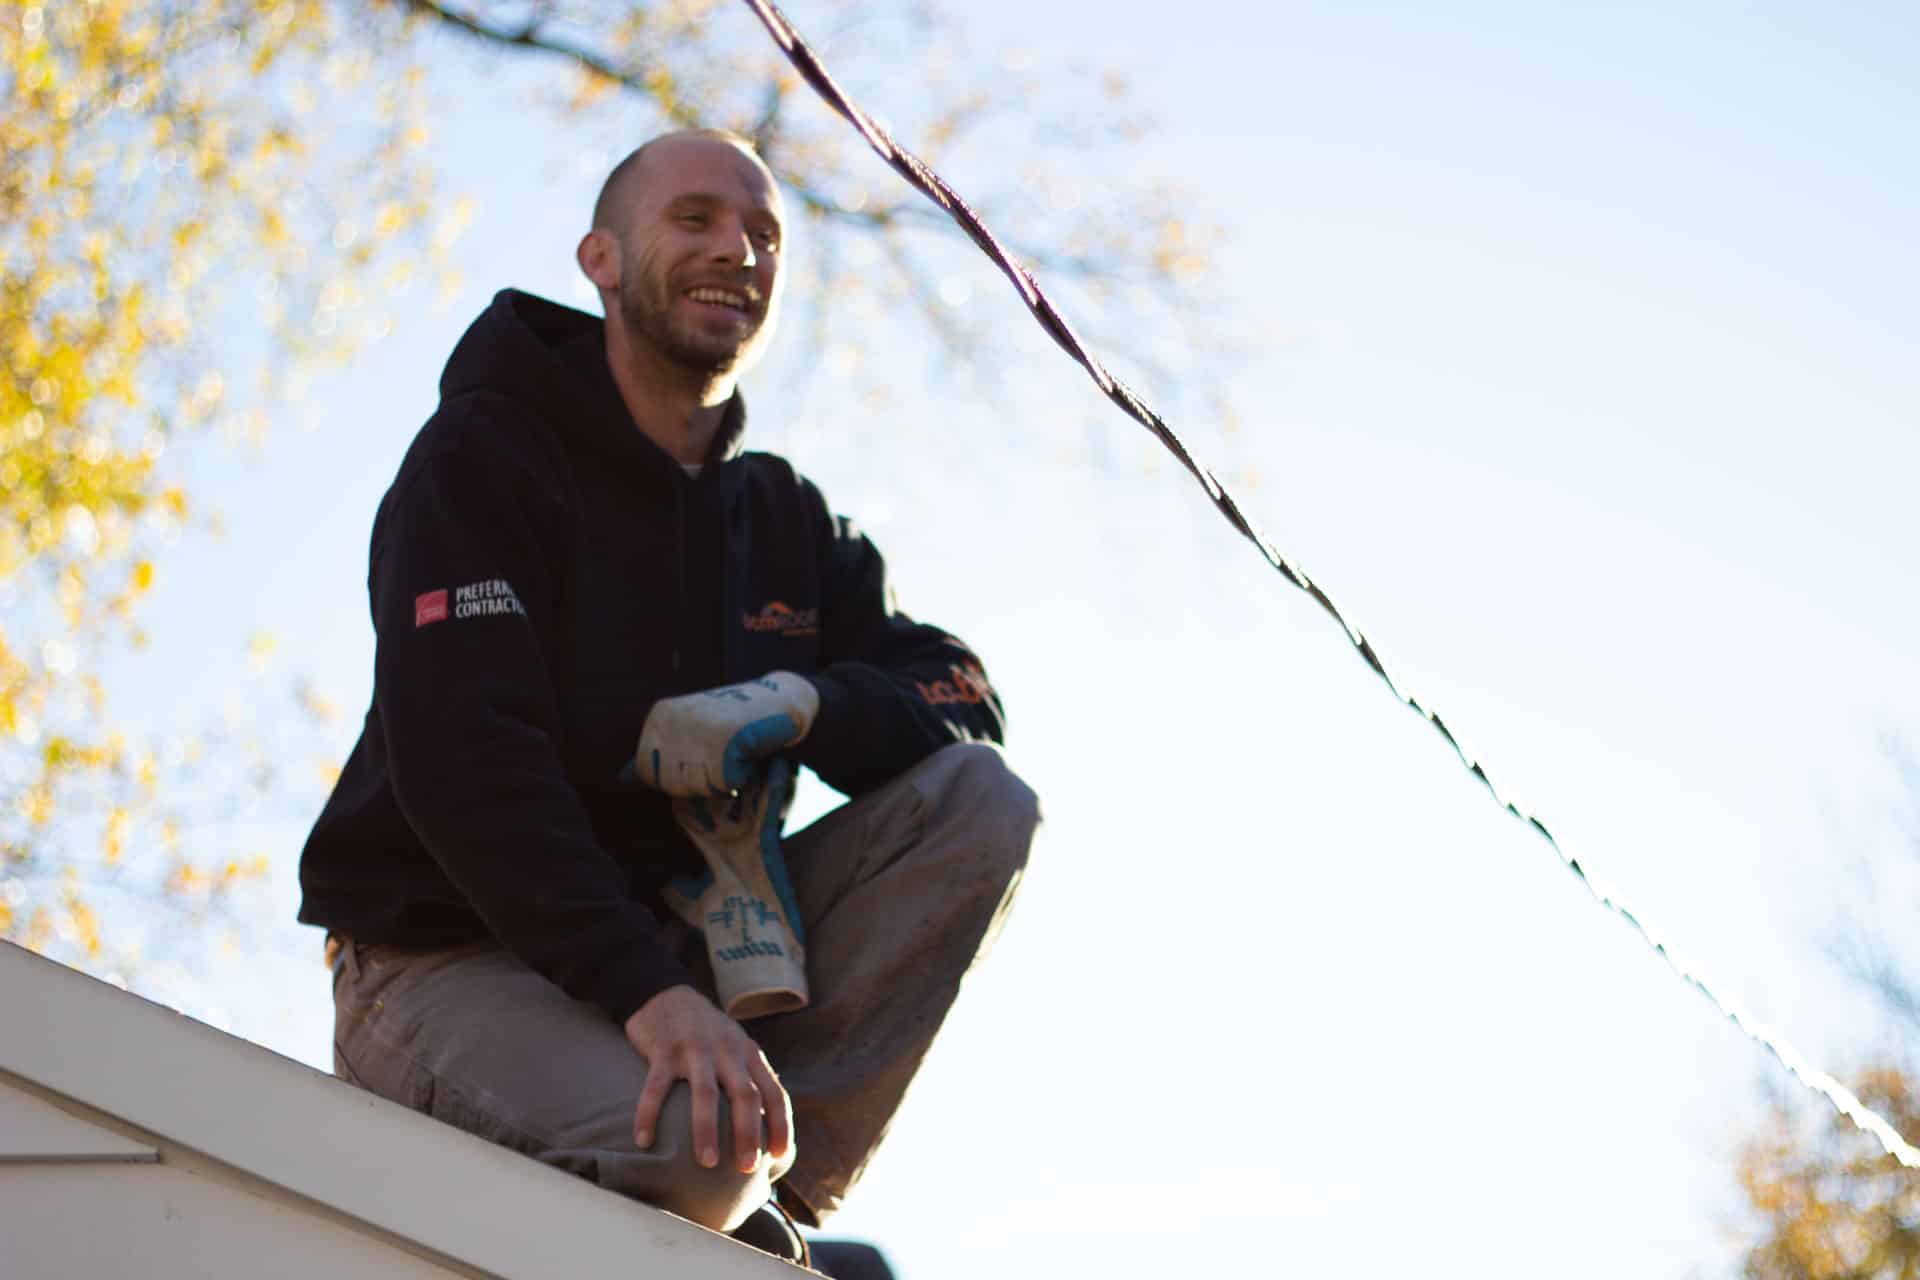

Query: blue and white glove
<box><xmin>664</xmin><ymin>758</ymin><xmax>808</xmax><ymax>1021</ymax></box>
<box><xmin>635</xmin><ymin>672</ymin><xmax>820</xmax><ymax>797</ymax></box>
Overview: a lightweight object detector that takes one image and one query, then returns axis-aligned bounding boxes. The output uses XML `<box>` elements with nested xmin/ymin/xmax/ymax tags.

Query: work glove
<box><xmin>664</xmin><ymin>757</ymin><xmax>808</xmax><ymax>1020</ymax></box>
<box><xmin>635</xmin><ymin>672</ymin><xmax>820</xmax><ymax>797</ymax></box>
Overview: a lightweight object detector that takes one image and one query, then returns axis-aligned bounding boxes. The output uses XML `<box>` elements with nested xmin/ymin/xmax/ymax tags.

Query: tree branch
<box><xmin>392</xmin><ymin>0</ymin><xmax>1154</xmax><ymax>285</ymax></box>
<box><xmin>397</xmin><ymin>0</ymin><xmax>704</xmax><ymax>125</ymax></box>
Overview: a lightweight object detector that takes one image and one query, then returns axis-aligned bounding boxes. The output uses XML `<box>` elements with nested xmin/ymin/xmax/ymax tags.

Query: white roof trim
<box><xmin>0</xmin><ymin>1084</ymin><xmax>159</xmax><ymax>1164</ymax></box>
<box><xmin>0</xmin><ymin>941</ymin><xmax>803</xmax><ymax>1278</ymax></box>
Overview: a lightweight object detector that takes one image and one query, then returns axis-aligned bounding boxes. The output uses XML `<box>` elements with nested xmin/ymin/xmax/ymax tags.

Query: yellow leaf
<box><xmin>246</xmin><ymin>631</ymin><xmax>278</xmax><ymax>671</ymax></box>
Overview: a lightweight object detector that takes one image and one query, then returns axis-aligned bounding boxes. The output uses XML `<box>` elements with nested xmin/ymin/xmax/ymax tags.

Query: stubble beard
<box><xmin>618</xmin><ymin>252</ymin><xmax>770</xmax><ymax>379</ymax></box>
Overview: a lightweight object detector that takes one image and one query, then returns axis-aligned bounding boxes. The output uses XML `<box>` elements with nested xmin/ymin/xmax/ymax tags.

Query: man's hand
<box><xmin>624</xmin><ymin>984</ymin><xmax>794</xmax><ymax>1175</ymax></box>
<box><xmin>635</xmin><ymin>672</ymin><xmax>820</xmax><ymax>797</ymax></box>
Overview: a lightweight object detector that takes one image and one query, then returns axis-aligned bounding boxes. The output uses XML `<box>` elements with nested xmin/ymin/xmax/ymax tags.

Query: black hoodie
<box><xmin>298</xmin><ymin>290</ymin><xmax>1005</xmax><ymax>1023</ymax></box>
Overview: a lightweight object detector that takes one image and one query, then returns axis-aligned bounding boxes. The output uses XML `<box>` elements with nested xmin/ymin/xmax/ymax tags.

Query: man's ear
<box><xmin>576</xmin><ymin>230</ymin><xmax>618</xmax><ymax>291</ymax></box>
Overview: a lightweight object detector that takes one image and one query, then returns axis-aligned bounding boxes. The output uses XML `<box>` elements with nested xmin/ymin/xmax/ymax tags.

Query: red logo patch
<box><xmin>414</xmin><ymin>589</ymin><xmax>449</xmax><ymax>627</ymax></box>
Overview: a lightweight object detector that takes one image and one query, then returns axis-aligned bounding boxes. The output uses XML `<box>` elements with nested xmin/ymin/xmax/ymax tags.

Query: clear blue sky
<box><xmin>108</xmin><ymin>2</ymin><xmax>1918</xmax><ymax>1276</ymax></box>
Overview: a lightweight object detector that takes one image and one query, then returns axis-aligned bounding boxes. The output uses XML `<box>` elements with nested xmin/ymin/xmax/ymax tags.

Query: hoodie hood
<box><xmin>439</xmin><ymin>289</ymin><xmax>748</xmax><ymax>469</ymax></box>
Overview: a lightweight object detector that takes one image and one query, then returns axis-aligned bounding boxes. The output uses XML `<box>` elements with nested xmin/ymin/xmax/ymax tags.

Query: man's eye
<box><xmin>677</xmin><ymin>213</ymin><xmax>706</xmax><ymax>227</ymax></box>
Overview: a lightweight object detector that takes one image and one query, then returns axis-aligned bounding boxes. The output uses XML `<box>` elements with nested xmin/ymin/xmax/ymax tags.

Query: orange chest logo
<box><xmin>742</xmin><ymin>600</ymin><xmax>820</xmax><ymax>638</ymax></box>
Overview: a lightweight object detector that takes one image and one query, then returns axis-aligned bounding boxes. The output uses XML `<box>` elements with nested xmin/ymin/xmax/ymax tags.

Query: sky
<box><xmin>85</xmin><ymin>2</ymin><xmax>1920</xmax><ymax>1277</ymax></box>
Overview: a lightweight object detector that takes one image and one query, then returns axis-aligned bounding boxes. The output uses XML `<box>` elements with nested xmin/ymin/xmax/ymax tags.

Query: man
<box><xmin>298</xmin><ymin>129</ymin><xmax>1040</xmax><ymax>1261</ymax></box>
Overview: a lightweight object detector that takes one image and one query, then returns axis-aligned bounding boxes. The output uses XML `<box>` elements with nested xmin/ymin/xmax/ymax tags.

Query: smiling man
<box><xmin>298</xmin><ymin>131</ymin><xmax>1040</xmax><ymax>1264</ymax></box>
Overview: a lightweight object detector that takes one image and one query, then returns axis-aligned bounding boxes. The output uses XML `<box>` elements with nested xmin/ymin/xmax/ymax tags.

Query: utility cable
<box><xmin>736</xmin><ymin>0</ymin><xmax>1919</xmax><ymax>1167</ymax></box>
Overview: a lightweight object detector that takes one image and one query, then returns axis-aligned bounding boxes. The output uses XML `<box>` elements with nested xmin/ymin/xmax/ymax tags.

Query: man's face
<box><xmin>610</xmin><ymin>138</ymin><xmax>785</xmax><ymax>378</ymax></box>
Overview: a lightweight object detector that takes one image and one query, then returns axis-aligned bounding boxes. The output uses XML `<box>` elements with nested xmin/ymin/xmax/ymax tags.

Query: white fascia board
<box><xmin>0</xmin><ymin>1082</ymin><xmax>159</xmax><ymax>1163</ymax></box>
<box><xmin>0</xmin><ymin>942</ymin><xmax>803</xmax><ymax>1279</ymax></box>
<box><xmin>5</xmin><ymin>1161</ymin><xmax>479</xmax><ymax>1280</ymax></box>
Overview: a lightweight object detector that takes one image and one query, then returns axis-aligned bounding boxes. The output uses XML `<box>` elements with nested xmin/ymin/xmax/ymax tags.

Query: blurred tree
<box><xmin>1733</xmin><ymin>746</ymin><xmax>1920</xmax><ymax>1278</ymax></box>
<box><xmin>1</xmin><ymin>0</ymin><xmax>1218</xmax><ymax>974</ymax></box>
<box><xmin>1</xmin><ymin>0</ymin><xmax>442</xmax><ymax>968</ymax></box>
<box><xmin>1738</xmin><ymin>1068</ymin><xmax>1920</xmax><ymax>1280</ymax></box>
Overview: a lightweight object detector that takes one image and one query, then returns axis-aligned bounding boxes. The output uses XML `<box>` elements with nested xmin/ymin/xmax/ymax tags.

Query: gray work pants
<box><xmin>329</xmin><ymin>743</ymin><xmax>1040</xmax><ymax>1231</ymax></box>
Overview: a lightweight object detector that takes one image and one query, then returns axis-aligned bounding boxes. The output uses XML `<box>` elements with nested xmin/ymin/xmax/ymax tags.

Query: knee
<box><xmin>928</xmin><ymin>742</ymin><xmax>1042</xmax><ymax>832</ymax></box>
<box><xmin>589</xmin><ymin>1083</ymin><xmax>780</xmax><ymax>1232</ymax></box>
<box><xmin>642</xmin><ymin>1166</ymin><xmax>765</xmax><ymax>1234</ymax></box>
<box><xmin>923</xmin><ymin>742</ymin><xmax>1042</xmax><ymax>877</ymax></box>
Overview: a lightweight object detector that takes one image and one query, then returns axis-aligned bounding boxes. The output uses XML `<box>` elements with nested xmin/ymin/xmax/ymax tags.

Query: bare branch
<box><xmin>397</xmin><ymin>0</ymin><xmax>701</xmax><ymax>125</ymax></box>
<box><xmin>395</xmin><ymin>1</ymin><xmax>1195</xmax><ymax>299</ymax></box>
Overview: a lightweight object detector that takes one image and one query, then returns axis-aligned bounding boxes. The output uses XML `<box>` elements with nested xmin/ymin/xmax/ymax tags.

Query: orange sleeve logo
<box><xmin>917</xmin><ymin>662</ymin><xmax>992</xmax><ymax>706</ymax></box>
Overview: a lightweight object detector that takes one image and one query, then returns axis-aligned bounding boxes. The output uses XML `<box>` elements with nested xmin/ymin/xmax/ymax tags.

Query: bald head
<box><xmin>575</xmin><ymin>127</ymin><xmax>787</xmax><ymax>388</ymax></box>
<box><xmin>592</xmin><ymin>129</ymin><xmax>767</xmax><ymax>233</ymax></box>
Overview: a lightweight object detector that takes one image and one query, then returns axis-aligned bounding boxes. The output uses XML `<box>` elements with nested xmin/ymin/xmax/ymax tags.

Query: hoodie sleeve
<box><xmin>372</xmin><ymin>438</ymin><xmax>692</xmax><ymax>1023</ymax></box>
<box><xmin>791</xmin><ymin>503</ymin><xmax>1006</xmax><ymax>797</ymax></box>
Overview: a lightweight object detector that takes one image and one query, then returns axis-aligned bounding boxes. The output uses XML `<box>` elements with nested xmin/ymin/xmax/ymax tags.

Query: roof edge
<box><xmin>0</xmin><ymin>941</ymin><xmax>800</xmax><ymax>1278</ymax></box>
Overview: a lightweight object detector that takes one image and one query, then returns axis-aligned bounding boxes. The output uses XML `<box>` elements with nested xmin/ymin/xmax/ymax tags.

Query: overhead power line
<box><xmin>733</xmin><ymin>0</ymin><xmax>1920</xmax><ymax>1166</ymax></box>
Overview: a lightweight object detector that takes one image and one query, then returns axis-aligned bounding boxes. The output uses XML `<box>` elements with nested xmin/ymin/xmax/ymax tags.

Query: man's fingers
<box><xmin>751</xmin><ymin>1054</ymin><xmax>794</xmax><ymax>1163</ymax></box>
<box><xmin>622</xmin><ymin>989</ymin><xmax>775</xmax><ymax>1174</ymax></box>
<box><xmin>688</xmin><ymin>1061</ymin><xmax>722</xmax><ymax>1169</ymax></box>
<box><xmin>722</xmin><ymin>715</ymin><xmax>797</xmax><ymax>787</ymax></box>
<box><xmin>632</xmin><ymin>1066</ymin><xmax>674</xmax><ymax>1150</ymax></box>
<box><xmin>725</xmin><ymin>1069</ymin><xmax>765</xmax><ymax>1173</ymax></box>
<box><xmin>635</xmin><ymin>741</ymin><xmax>723</xmax><ymax>797</ymax></box>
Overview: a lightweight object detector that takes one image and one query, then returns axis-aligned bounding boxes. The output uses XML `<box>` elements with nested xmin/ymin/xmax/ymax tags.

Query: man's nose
<box><xmin>711</xmin><ymin>218</ymin><xmax>755</xmax><ymax>270</ymax></box>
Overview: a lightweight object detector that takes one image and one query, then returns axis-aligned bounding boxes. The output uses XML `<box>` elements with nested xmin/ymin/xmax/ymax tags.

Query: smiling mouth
<box><xmin>684</xmin><ymin>286</ymin><xmax>754</xmax><ymax>314</ymax></box>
